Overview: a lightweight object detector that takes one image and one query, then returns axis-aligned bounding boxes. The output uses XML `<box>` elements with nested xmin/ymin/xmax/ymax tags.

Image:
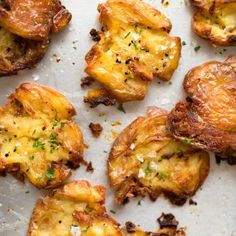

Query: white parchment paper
<box><xmin>0</xmin><ymin>0</ymin><xmax>236</xmax><ymax>235</ymax></box>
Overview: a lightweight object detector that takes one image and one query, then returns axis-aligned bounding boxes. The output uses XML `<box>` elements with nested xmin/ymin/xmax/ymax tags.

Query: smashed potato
<box><xmin>0</xmin><ymin>0</ymin><xmax>72</xmax><ymax>40</ymax></box>
<box><xmin>0</xmin><ymin>0</ymin><xmax>71</xmax><ymax>76</ymax></box>
<box><xmin>28</xmin><ymin>180</ymin><xmax>186</xmax><ymax>236</ymax></box>
<box><xmin>85</xmin><ymin>0</ymin><xmax>181</xmax><ymax>103</ymax></box>
<box><xmin>168</xmin><ymin>57</ymin><xmax>236</xmax><ymax>160</ymax></box>
<box><xmin>108</xmin><ymin>107</ymin><xmax>210</xmax><ymax>205</ymax></box>
<box><xmin>0</xmin><ymin>27</ymin><xmax>49</xmax><ymax>76</ymax></box>
<box><xmin>28</xmin><ymin>180</ymin><xmax>121</xmax><ymax>236</ymax></box>
<box><xmin>191</xmin><ymin>0</ymin><xmax>236</xmax><ymax>46</ymax></box>
<box><xmin>0</xmin><ymin>83</ymin><xmax>84</xmax><ymax>189</ymax></box>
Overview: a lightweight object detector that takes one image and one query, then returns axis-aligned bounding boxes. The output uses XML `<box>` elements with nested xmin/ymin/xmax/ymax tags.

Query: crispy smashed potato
<box><xmin>0</xmin><ymin>27</ymin><xmax>49</xmax><ymax>76</ymax></box>
<box><xmin>191</xmin><ymin>0</ymin><xmax>236</xmax><ymax>46</ymax></box>
<box><xmin>28</xmin><ymin>180</ymin><xmax>186</xmax><ymax>236</ymax></box>
<box><xmin>108</xmin><ymin>107</ymin><xmax>210</xmax><ymax>205</ymax></box>
<box><xmin>0</xmin><ymin>0</ymin><xmax>71</xmax><ymax>76</ymax></box>
<box><xmin>168</xmin><ymin>56</ymin><xmax>236</xmax><ymax>160</ymax></box>
<box><xmin>28</xmin><ymin>180</ymin><xmax>121</xmax><ymax>236</ymax></box>
<box><xmin>85</xmin><ymin>0</ymin><xmax>181</xmax><ymax>102</ymax></box>
<box><xmin>0</xmin><ymin>83</ymin><xmax>84</xmax><ymax>189</ymax></box>
<box><xmin>0</xmin><ymin>0</ymin><xmax>72</xmax><ymax>40</ymax></box>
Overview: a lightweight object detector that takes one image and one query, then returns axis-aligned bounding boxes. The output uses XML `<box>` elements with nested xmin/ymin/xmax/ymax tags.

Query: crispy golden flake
<box><xmin>85</xmin><ymin>0</ymin><xmax>181</xmax><ymax>103</ymax></box>
<box><xmin>28</xmin><ymin>180</ymin><xmax>186</xmax><ymax>236</ymax></box>
<box><xmin>168</xmin><ymin>57</ymin><xmax>236</xmax><ymax>160</ymax></box>
<box><xmin>108</xmin><ymin>107</ymin><xmax>209</xmax><ymax>205</ymax></box>
<box><xmin>0</xmin><ymin>83</ymin><xmax>84</xmax><ymax>189</ymax></box>
<box><xmin>191</xmin><ymin>0</ymin><xmax>236</xmax><ymax>46</ymax></box>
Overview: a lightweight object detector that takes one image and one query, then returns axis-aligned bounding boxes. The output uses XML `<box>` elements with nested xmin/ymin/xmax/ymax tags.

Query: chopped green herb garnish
<box><xmin>117</xmin><ymin>104</ymin><xmax>126</xmax><ymax>113</ymax></box>
<box><xmin>52</xmin><ymin>114</ymin><xmax>59</xmax><ymax>127</ymax></box>
<box><xmin>182</xmin><ymin>138</ymin><xmax>193</xmax><ymax>145</ymax></box>
<box><xmin>144</xmin><ymin>162</ymin><xmax>152</xmax><ymax>175</ymax></box>
<box><xmin>45</xmin><ymin>167</ymin><xmax>55</xmax><ymax>179</ymax></box>
<box><xmin>49</xmin><ymin>133</ymin><xmax>60</xmax><ymax>146</ymax></box>
<box><xmin>81</xmin><ymin>227</ymin><xmax>90</xmax><ymax>233</ymax></box>
<box><xmin>194</xmin><ymin>46</ymin><xmax>201</xmax><ymax>52</ymax></box>
<box><xmin>131</xmin><ymin>40</ymin><xmax>139</xmax><ymax>50</ymax></box>
<box><xmin>50</xmin><ymin>147</ymin><xmax>55</xmax><ymax>154</ymax></box>
<box><xmin>124</xmin><ymin>32</ymin><xmax>131</xmax><ymax>39</ymax></box>
<box><xmin>29</xmin><ymin>155</ymin><xmax>35</xmax><ymax>160</ymax></box>
<box><xmin>182</xmin><ymin>41</ymin><xmax>186</xmax><ymax>46</ymax></box>
<box><xmin>110</xmin><ymin>209</ymin><xmax>116</xmax><ymax>214</ymax></box>
<box><xmin>137</xmin><ymin>200</ymin><xmax>142</xmax><ymax>206</ymax></box>
<box><xmin>60</xmin><ymin>122</ymin><xmax>65</xmax><ymax>130</ymax></box>
<box><xmin>158</xmin><ymin>172</ymin><xmax>168</xmax><ymax>181</ymax></box>
<box><xmin>33</xmin><ymin>139</ymin><xmax>45</xmax><ymax>149</ymax></box>
<box><xmin>13</xmin><ymin>146</ymin><xmax>17</xmax><ymax>152</ymax></box>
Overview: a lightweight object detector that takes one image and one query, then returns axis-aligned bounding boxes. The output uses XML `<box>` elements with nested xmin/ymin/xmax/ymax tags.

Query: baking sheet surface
<box><xmin>0</xmin><ymin>0</ymin><xmax>236</xmax><ymax>235</ymax></box>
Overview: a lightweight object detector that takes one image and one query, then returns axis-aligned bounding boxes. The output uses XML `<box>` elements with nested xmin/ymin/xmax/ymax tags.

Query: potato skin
<box><xmin>191</xmin><ymin>0</ymin><xmax>236</xmax><ymax>46</ymax></box>
<box><xmin>0</xmin><ymin>0</ymin><xmax>72</xmax><ymax>40</ymax></box>
<box><xmin>167</xmin><ymin>57</ymin><xmax>236</xmax><ymax>159</ymax></box>
<box><xmin>28</xmin><ymin>180</ymin><xmax>186</xmax><ymax>236</ymax></box>
<box><xmin>0</xmin><ymin>0</ymin><xmax>71</xmax><ymax>76</ymax></box>
<box><xmin>85</xmin><ymin>0</ymin><xmax>181</xmax><ymax>103</ymax></box>
<box><xmin>108</xmin><ymin>107</ymin><xmax>210</xmax><ymax>205</ymax></box>
<box><xmin>0</xmin><ymin>27</ymin><xmax>49</xmax><ymax>77</ymax></box>
<box><xmin>0</xmin><ymin>83</ymin><xmax>84</xmax><ymax>189</ymax></box>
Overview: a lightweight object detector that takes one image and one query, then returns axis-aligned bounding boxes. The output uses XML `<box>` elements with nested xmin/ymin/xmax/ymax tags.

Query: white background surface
<box><xmin>0</xmin><ymin>0</ymin><xmax>236</xmax><ymax>235</ymax></box>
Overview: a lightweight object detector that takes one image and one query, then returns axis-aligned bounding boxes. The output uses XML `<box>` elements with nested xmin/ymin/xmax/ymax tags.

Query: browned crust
<box><xmin>0</xmin><ymin>34</ymin><xmax>49</xmax><ymax>77</ymax></box>
<box><xmin>84</xmin><ymin>88</ymin><xmax>117</xmax><ymax>108</ymax></box>
<box><xmin>191</xmin><ymin>0</ymin><xmax>236</xmax><ymax>46</ymax></box>
<box><xmin>0</xmin><ymin>0</ymin><xmax>72</xmax><ymax>40</ymax></box>
<box><xmin>108</xmin><ymin>107</ymin><xmax>210</xmax><ymax>205</ymax></box>
<box><xmin>0</xmin><ymin>0</ymin><xmax>71</xmax><ymax>76</ymax></box>
<box><xmin>167</xmin><ymin>57</ymin><xmax>236</xmax><ymax>158</ymax></box>
<box><xmin>0</xmin><ymin>83</ymin><xmax>84</xmax><ymax>189</ymax></box>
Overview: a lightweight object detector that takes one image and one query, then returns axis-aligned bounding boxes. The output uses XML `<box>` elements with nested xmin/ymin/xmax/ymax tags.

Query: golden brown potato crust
<box><xmin>167</xmin><ymin>57</ymin><xmax>236</xmax><ymax>159</ymax></box>
<box><xmin>0</xmin><ymin>0</ymin><xmax>72</xmax><ymax>40</ymax></box>
<box><xmin>85</xmin><ymin>0</ymin><xmax>181</xmax><ymax>103</ymax></box>
<box><xmin>0</xmin><ymin>0</ymin><xmax>71</xmax><ymax>76</ymax></box>
<box><xmin>108</xmin><ymin>107</ymin><xmax>210</xmax><ymax>205</ymax></box>
<box><xmin>28</xmin><ymin>180</ymin><xmax>186</xmax><ymax>236</ymax></box>
<box><xmin>0</xmin><ymin>27</ymin><xmax>49</xmax><ymax>76</ymax></box>
<box><xmin>191</xmin><ymin>0</ymin><xmax>236</xmax><ymax>46</ymax></box>
<box><xmin>0</xmin><ymin>83</ymin><xmax>84</xmax><ymax>189</ymax></box>
<box><xmin>84</xmin><ymin>88</ymin><xmax>117</xmax><ymax>108</ymax></box>
<box><xmin>28</xmin><ymin>180</ymin><xmax>122</xmax><ymax>236</ymax></box>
